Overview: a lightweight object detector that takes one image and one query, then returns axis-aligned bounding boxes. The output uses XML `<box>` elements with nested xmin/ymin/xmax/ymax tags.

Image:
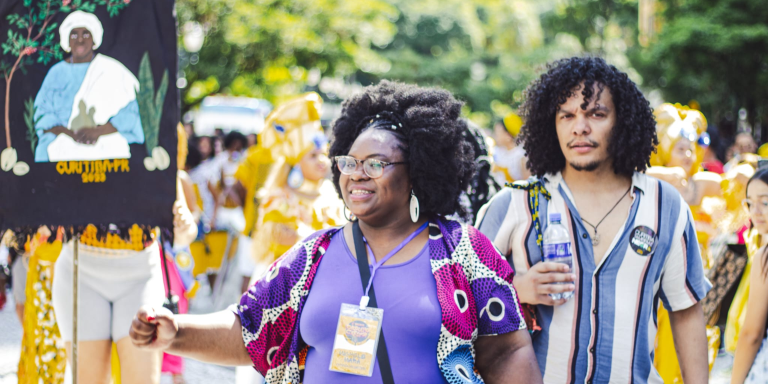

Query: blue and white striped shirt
<box><xmin>476</xmin><ymin>172</ymin><xmax>710</xmax><ymax>384</ymax></box>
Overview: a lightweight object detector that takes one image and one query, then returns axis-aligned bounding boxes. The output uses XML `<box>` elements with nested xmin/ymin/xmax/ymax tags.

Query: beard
<box><xmin>569</xmin><ymin>160</ymin><xmax>602</xmax><ymax>172</ymax></box>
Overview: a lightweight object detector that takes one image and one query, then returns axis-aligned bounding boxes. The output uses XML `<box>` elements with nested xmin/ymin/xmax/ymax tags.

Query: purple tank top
<box><xmin>299</xmin><ymin>230</ymin><xmax>447</xmax><ymax>383</ymax></box>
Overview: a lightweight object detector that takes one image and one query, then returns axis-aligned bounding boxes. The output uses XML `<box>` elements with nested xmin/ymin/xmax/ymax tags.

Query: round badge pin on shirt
<box><xmin>630</xmin><ymin>226</ymin><xmax>657</xmax><ymax>256</ymax></box>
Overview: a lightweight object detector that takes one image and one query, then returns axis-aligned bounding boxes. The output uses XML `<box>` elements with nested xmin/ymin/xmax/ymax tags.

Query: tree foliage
<box><xmin>176</xmin><ymin>0</ymin><xmax>398</xmax><ymax>107</ymax></box>
<box><xmin>632</xmin><ymin>0</ymin><xmax>768</xmax><ymax>127</ymax></box>
<box><xmin>178</xmin><ymin>0</ymin><xmax>768</xmax><ymax>134</ymax></box>
<box><xmin>177</xmin><ymin>0</ymin><xmax>589</xmax><ymax>125</ymax></box>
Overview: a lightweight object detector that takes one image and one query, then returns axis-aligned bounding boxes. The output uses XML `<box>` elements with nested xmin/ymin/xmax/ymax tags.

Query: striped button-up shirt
<box><xmin>476</xmin><ymin>172</ymin><xmax>710</xmax><ymax>384</ymax></box>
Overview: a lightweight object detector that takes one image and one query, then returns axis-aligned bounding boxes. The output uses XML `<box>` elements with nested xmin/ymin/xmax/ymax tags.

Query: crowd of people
<box><xmin>3</xmin><ymin>55</ymin><xmax>768</xmax><ymax>383</ymax></box>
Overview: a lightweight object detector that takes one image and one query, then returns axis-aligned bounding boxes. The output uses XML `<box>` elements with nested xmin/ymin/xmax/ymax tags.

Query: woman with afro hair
<box><xmin>128</xmin><ymin>80</ymin><xmax>542</xmax><ymax>384</ymax></box>
<box><xmin>477</xmin><ymin>57</ymin><xmax>710</xmax><ymax>382</ymax></box>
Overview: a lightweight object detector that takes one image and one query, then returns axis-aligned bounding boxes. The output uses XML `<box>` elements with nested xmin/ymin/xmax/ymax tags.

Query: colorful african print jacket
<box><xmin>234</xmin><ymin>217</ymin><xmax>527</xmax><ymax>384</ymax></box>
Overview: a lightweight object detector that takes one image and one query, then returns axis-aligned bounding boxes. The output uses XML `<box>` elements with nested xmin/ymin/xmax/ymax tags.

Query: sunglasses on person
<box><xmin>334</xmin><ymin>156</ymin><xmax>407</xmax><ymax>179</ymax></box>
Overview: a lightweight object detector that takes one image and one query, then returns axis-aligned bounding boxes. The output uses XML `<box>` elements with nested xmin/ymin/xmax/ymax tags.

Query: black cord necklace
<box><xmin>580</xmin><ymin>186</ymin><xmax>632</xmax><ymax>246</ymax></box>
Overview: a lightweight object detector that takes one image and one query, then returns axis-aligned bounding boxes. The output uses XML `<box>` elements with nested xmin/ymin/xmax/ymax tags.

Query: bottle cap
<box><xmin>549</xmin><ymin>213</ymin><xmax>561</xmax><ymax>222</ymax></box>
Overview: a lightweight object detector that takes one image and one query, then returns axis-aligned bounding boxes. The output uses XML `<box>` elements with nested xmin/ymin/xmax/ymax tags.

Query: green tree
<box><xmin>632</xmin><ymin>0</ymin><xmax>768</xmax><ymax>129</ymax></box>
<box><xmin>178</xmin><ymin>0</ymin><xmax>615</xmax><ymax>126</ymax></box>
<box><xmin>540</xmin><ymin>0</ymin><xmax>639</xmax><ymax>53</ymax></box>
<box><xmin>176</xmin><ymin>0</ymin><xmax>398</xmax><ymax>107</ymax></box>
<box><xmin>538</xmin><ymin>0</ymin><xmax>645</xmax><ymax>91</ymax></box>
<box><xmin>372</xmin><ymin>0</ymin><xmax>588</xmax><ymax>124</ymax></box>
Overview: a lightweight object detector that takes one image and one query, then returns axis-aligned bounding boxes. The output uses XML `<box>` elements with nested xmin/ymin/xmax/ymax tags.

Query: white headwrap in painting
<box><xmin>59</xmin><ymin>11</ymin><xmax>104</xmax><ymax>52</ymax></box>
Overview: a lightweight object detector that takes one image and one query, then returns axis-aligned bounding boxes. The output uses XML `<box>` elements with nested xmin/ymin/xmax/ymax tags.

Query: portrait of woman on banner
<box><xmin>33</xmin><ymin>10</ymin><xmax>144</xmax><ymax>163</ymax></box>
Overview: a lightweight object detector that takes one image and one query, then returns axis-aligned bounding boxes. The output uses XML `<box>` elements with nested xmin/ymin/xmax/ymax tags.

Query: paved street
<box><xmin>712</xmin><ymin>352</ymin><xmax>734</xmax><ymax>384</ymax></box>
<box><xmin>0</xmin><ymin>294</ymin><xmax>22</xmax><ymax>384</ymax></box>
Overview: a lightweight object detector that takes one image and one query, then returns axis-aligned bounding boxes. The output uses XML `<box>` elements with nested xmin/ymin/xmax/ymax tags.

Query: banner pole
<box><xmin>72</xmin><ymin>235</ymin><xmax>79</xmax><ymax>384</ymax></box>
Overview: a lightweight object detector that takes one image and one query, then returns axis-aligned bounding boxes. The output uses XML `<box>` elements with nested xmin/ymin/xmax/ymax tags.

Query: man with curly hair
<box><xmin>477</xmin><ymin>57</ymin><xmax>710</xmax><ymax>383</ymax></box>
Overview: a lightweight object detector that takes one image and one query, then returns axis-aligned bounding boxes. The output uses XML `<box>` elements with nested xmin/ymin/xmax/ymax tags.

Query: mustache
<box><xmin>567</xmin><ymin>139</ymin><xmax>599</xmax><ymax>148</ymax></box>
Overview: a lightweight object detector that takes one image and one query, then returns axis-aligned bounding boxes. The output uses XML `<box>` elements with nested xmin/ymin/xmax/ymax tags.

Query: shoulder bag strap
<box><xmin>352</xmin><ymin>221</ymin><xmax>395</xmax><ymax>384</ymax></box>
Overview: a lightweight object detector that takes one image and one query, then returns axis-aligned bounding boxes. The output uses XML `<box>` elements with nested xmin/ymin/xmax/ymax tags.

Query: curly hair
<box><xmin>518</xmin><ymin>56</ymin><xmax>658</xmax><ymax>177</ymax></box>
<box><xmin>329</xmin><ymin>80</ymin><xmax>475</xmax><ymax>219</ymax></box>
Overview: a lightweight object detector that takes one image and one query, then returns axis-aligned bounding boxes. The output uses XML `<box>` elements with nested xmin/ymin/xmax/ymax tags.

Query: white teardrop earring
<box><xmin>287</xmin><ymin>165</ymin><xmax>304</xmax><ymax>189</ymax></box>
<box><xmin>410</xmin><ymin>190</ymin><xmax>420</xmax><ymax>223</ymax></box>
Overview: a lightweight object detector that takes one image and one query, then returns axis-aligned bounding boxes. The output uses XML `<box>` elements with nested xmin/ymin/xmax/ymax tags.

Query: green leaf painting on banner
<box><xmin>23</xmin><ymin>98</ymin><xmax>40</xmax><ymax>154</ymax></box>
<box><xmin>137</xmin><ymin>52</ymin><xmax>168</xmax><ymax>153</ymax></box>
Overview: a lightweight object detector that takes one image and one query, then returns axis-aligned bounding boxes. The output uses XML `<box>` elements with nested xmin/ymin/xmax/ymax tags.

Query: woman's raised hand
<box><xmin>129</xmin><ymin>305</ymin><xmax>178</xmax><ymax>350</ymax></box>
<box><xmin>173</xmin><ymin>199</ymin><xmax>198</xmax><ymax>248</ymax></box>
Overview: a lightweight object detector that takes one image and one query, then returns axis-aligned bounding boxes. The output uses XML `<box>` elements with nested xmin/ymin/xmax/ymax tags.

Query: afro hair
<box><xmin>518</xmin><ymin>56</ymin><xmax>658</xmax><ymax>177</ymax></box>
<box><xmin>329</xmin><ymin>80</ymin><xmax>475</xmax><ymax>219</ymax></box>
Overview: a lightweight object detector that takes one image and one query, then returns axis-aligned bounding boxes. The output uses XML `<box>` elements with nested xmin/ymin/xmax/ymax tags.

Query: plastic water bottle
<box><xmin>543</xmin><ymin>213</ymin><xmax>573</xmax><ymax>300</ymax></box>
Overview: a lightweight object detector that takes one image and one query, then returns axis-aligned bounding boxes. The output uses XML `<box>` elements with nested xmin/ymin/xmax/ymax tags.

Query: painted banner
<box><xmin>0</xmin><ymin>0</ymin><xmax>178</xmax><ymax>230</ymax></box>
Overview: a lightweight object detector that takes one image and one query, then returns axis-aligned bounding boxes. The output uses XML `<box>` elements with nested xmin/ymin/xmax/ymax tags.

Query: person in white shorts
<box><xmin>51</xmin><ymin>179</ymin><xmax>197</xmax><ymax>384</ymax></box>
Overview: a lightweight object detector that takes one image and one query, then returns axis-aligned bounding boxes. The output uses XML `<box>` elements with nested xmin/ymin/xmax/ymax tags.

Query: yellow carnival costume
<box><xmin>16</xmin><ymin>228</ymin><xmax>67</xmax><ymax>384</ymax></box>
<box><xmin>235</xmin><ymin>140</ymin><xmax>273</xmax><ymax>237</ymax></box>
<box><xmin>650</xmin><ymin>103</ymin><xmax>722</xmax><ymax>265</ymax></box>
<box><xmin>651</xmin><ymin>104</ymin><xmax>721</xmax><ymax>381</ymax></box>
<box><xmin>650</xmin><ymin>103</ymin><xmax>707</xmax><ymax>173</ymax></box>
<box><xmin>491</xmin><ymin>113</ymin><xmax>524</xmax><ymax>184</ymax></box>
<box><xmin>721</xmin><ymin>159</ymin><xmax>759</xmax><ymax>352</ymax></box>
<box><xmin>249</xmin><ymin>93</ymin><xmax>344</xmax><ymax>267</ymax></box>
<box><xmin>725</xmin><ymin>228</ymin><xmax>761</xmax><ymax>352</ymax></box>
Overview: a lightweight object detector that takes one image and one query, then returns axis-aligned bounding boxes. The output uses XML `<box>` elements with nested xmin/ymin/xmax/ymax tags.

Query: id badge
<box><xmin>329</xmin><ymin>303</ymin><xmax>384</xmax><ymax>376</ymax></box>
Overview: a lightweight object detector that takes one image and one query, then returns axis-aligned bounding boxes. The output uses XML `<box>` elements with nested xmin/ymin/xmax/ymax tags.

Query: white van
<box><xmin>192</xmin><ymin>96</ymin><xmax>272</xmax><ymax>136</ymax></box>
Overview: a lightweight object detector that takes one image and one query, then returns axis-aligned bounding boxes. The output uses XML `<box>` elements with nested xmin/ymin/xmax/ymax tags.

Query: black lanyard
<box><xmin>352</xmin><ymin>221</ymin><xmax>395</xmax><ymax>384</ymax></box>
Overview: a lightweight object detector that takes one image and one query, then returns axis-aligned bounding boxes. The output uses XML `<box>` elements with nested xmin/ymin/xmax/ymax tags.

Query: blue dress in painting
<box><xmin>33</xmin><ymin>54</ymin><xmax>144</xmax><ymax>162</ymax></box>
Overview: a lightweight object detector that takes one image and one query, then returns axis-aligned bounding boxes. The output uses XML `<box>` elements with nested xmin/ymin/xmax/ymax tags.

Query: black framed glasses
<box><xmin>334</xmin><ymin>156</ymin><xmax>407</xmax><ymax>179</ymax></box>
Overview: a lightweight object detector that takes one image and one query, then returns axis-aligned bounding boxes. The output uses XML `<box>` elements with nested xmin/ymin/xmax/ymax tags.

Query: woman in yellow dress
<box><xmin>248</xmin><ymin>93</ymin><xmax>345</xmax><ymax>275</ymax></box>
<box><xmin>647</xmin><ymin>103</ymin><xmax>723</xmax><ymax>382</ymax></box>
<box><xmin>490</xmin><ymin>113</ymin><xmax>529</xmax><ymax>185</ymax></box>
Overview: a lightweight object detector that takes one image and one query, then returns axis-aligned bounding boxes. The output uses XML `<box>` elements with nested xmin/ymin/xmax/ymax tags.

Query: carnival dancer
<box><xmin>727</xmin><ymin>132</ymin><xmax>758</xmax><ymax>163</ymax></box>
<box><xmin>11</xmin><ymin>227</ymin><xmax>68</xmax><ymax>384</ymax></box>
<box><xmin>476</xmin><ymin>57</ymin><xmax>710</xmax><ymax>383</ymax></box>
<box><xmin>647</xmin><ymin>104</ymin><xmax>720</xmax><ymax>205</ymax></box>
<box><xmin>646</xmin><ymin>103</ymin><xmax>726</xmax><ymax>381</ymax></box>
<box><xmin>33</xmin><ymin>11</ymin><xmax>144</xmax><ymax>162</ymax></box>
<box><xmin>647</xmin><ymin>104</ymin><xmax>723</xmax><ymax>266</ymax></box>
<box><xmin>731</xmin><ymin>167</ymin><xmax>768</xmax><ymax>383</ymax></box>
<box><xmin>491</xmin><ymin>113</ymin><xmax>530</xmax><ymax>185</ymax></box>
<box><xmin>244</xmin><ymin>92</ymin><xmax>344</xmax><ymax>291</ymax></box>
<box><xmin>129</xmin><ymin>81</ymin><xmax>542</xmax><ymax>384</ymax></box>
<box><xmin>50</xmin><ymin>182</ymin><xmax>197</xmax><ymax>383</ymax></box>
<box><xmin>209</xmin><ymin>131</ymin><xmax>248</xmax><ymax>232</ymax></box>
